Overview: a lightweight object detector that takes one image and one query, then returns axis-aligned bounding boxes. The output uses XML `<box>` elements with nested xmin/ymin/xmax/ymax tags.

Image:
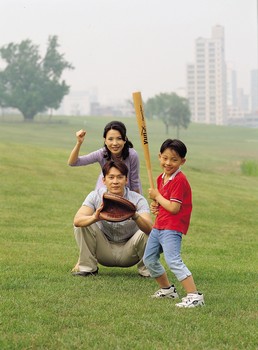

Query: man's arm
<box><xmin>132</xmin><ymin>212</ymin><xmax>153</xmax><ymax>235</ymax></box>
<box><xmin>73</xmin><ymin>204</ymin><xmax>103</xmax><ymax>227</ymax></box>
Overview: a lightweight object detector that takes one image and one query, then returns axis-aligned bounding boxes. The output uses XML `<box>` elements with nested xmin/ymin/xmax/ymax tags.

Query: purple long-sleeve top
<box><xmin>69</xmin><ymin>147</ymin><xmax>142</xmax><ymax>193</ymax></box>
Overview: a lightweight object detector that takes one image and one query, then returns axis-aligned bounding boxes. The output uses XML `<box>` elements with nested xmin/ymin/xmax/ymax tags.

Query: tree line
<box><xmin>0</xmin><ymin>36</ymin><xmax>73</xmax><ymax>121</ymax></box>
<box><xmin>0</xmin><ymin>37</ymin><xmax>191</xmax><ymax>135</ymax></box>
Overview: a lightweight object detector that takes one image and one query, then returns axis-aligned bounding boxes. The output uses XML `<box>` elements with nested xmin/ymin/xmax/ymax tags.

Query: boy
<box><xmin>143</xmin><ymin>139</ymin><xmax>204</xmax><ymax>308</ymax></box>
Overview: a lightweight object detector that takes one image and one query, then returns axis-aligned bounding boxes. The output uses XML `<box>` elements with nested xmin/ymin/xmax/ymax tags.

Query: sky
<box><xmin>0</xmin><ymin>0</ymin><xmax>257</xmax><ymax>104</ymax></box>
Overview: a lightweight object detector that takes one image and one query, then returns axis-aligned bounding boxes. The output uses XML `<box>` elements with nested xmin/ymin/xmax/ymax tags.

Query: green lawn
<box><xmin>0</xmin><ymin>115</ymin><xmax>258</xmax><ymax>349</ymax></box>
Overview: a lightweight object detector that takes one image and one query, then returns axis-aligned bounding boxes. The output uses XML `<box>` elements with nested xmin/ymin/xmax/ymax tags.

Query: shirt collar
<box><xmin>161</xmin><ymin>168</ymin><xmax>181</xmax><ymax>181</ymax></box>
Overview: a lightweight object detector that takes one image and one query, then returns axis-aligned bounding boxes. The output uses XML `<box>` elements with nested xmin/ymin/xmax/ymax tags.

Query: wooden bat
<box><xmin>132</xmin><ymin>91</ymin><xmax>154</xmax><ymax>189</ymax></box>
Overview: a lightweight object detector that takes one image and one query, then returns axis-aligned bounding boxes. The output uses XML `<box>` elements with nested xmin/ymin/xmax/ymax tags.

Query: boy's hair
<box><xmin>160</xmin><ymin>139</ymin><xmax>187</xmax><ymax>158</ymax></box>
<box><xmin>103</xmin><ymin>121</ymin><xmax>133</xmax><ymax>160</ymax></box>
<box><xmin>102</xmin><ymin>160</ymin><xmax>128</xmax><ymax>178</ymax></box>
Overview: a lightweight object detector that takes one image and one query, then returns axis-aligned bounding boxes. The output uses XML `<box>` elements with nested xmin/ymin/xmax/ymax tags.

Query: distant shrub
<box><xmin>241</xmin><ymin>160</ymin><xmax>258</xmax><ymax>177</ymax></box>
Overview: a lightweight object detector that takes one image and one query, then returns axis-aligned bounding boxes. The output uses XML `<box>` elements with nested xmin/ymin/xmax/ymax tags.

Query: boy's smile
<box><xmin>159</xmin><ymin>149</ymin><xmax>186</xmax><ymax>176</ymax></box>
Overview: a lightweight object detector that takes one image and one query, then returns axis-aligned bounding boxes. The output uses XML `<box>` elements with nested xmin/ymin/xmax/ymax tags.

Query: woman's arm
<box><xmin>67</xmin><ymin>129</ymin><xmax>86</xmax><ymax>165</ymax></box>
<box><xmin>128</xmin><ymin>149</ymin><xmax>142</xmax><ymax>193</ymax></box>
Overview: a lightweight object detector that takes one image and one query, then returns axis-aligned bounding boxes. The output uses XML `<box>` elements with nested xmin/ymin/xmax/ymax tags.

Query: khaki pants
<box><xmin>74</xmin><ymin>224</ymin><xmax>150</xmax><ymax>276</ymax></box>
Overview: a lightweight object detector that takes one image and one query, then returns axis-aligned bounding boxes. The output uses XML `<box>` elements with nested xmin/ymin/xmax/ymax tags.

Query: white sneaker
<box><xmin>138</xmin><ymin>266</ymin><xmax>151</xmax><ymax>277</ymax></box>
<box><xmin>151</xmin><ymin>285</ymin><xmax>179</xmax><ymax>299</ymax></box>
<box><xmin>175</xmin><ymin>293</ymin><xmax>205</xmax><ymax>308</ymax></box>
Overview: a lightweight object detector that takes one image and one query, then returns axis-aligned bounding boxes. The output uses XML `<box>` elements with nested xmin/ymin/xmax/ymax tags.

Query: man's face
<box><xmin>103</xmin><ymin>167</ymin><xmax>127</xmax><ymax>196</ymax></box>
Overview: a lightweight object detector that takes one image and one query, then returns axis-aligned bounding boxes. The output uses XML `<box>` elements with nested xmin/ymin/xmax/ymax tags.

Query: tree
<box><xmin>0</xmin><ymin>36</ymin><xmax>73</xmax><ymax>121</ymax></box>
<box><xmin>166</xmin><ymin>93</ymin><xmax>191</xmax><ymax>138</ymax></box>
<box><xmin>145</xmin><ymin>92</ymin><xmax>191</xmax><ymax>137</ymax></box>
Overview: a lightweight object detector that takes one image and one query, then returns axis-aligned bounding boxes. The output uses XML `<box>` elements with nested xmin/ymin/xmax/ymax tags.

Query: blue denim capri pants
<box><xmin>143</xmin><ymin>228</ymin><xmax>192</xmax><ymax>281</ymax></box>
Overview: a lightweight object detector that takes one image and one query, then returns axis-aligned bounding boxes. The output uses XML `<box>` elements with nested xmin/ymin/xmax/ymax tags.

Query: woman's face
<box><xmin>104</xmin><ymin>129</ymin><xmax>126</xmax><ymax>157</ymax></box>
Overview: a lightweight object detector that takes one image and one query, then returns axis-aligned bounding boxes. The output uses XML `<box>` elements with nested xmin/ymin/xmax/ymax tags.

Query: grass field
<box><xmin>0</xmin><ymin>115</ymin><xmax>258</xmax><ymax>350</ymax></box>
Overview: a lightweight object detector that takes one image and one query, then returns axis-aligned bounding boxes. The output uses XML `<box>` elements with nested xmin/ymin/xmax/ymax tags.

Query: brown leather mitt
<box><xmin>99</xmin><ymin>193</ymin><xmax>136</xmax><ymax>222</ymax></box>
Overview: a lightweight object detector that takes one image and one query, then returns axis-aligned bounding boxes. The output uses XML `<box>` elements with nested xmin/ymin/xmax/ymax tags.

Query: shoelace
<box><xmin>181</xmin><ymin>296</ymin><xmax>191</xmax><ymax>303</ymax></box>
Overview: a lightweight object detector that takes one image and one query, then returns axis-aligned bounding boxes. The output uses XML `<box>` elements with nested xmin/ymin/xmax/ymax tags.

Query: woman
<box><xmin>68</xmin><ymin>120</ymin><xmax>142</xmax><ymax>193</ymax></box>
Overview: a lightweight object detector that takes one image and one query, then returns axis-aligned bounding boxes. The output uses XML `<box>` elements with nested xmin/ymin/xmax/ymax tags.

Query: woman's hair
<box><xmin>103</xmin><ymin>121</ymin><xmax>133</xmax><ymax>160</ymax></box>
<box><xmin>160</xmin><ymin>139</ymin><xmax>187</xmax><ymax>158</ymax></box>
<box><xmin>102</xmin><ymin>160</ymin><xmax>128</xmax><ymax>178</ymax></box>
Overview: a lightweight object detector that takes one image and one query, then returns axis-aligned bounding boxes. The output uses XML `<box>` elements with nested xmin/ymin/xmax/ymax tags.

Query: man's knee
<box><xmin>74</xmin><ymin>225</ymin><xmax>87</xmax><ymax>235</ymax></box>
<box><xmin>133</xmin><ymin>230</ymin><xmax>148</xmax><ymax>247</ymax></box>
<box><xmin>74</xmin><ymin>224</ymin><xmax>98</xmax><ymax>237</ymax></box>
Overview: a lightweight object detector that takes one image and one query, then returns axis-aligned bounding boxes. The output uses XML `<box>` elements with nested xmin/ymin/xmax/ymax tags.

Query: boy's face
<box><xmin>158</xmin><ymin>148</ymin><xmax>186</xmax><ymax>176</ymax></box>
<box><xmin>103</xmin><ymin>167</ymin><xmax>127</xmax><ymax>196</ymax></box>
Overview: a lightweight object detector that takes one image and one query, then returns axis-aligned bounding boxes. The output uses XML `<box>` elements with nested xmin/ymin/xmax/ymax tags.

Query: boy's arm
<box><xmin>148</xmin><ymin>188</ymin><xmax>181</xmax><ymax>214</ymax></box>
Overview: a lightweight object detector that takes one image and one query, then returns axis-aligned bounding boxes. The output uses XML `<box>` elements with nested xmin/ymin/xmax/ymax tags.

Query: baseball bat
<box><xmin>132</xmin><ymin>91</ymin><xmax>154</xmax><ymax>189</ymax></box>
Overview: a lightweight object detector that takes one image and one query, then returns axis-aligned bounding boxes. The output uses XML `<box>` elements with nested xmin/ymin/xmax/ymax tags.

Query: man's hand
<box><xmin>74</xmin><ymin>204</ymin><xmax>102</xmax><ymax>227</ymax></box>
<box><xmin>94</xmin><ymin>203</ymin><xmax>104</xmax><ymax>221</ymax></box>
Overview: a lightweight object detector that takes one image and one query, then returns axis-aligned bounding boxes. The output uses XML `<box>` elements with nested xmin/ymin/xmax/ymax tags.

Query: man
<box><xmin>72</xmin><ymin>160</ymin><xmax>153</xmax><ymax>277</ymax></box>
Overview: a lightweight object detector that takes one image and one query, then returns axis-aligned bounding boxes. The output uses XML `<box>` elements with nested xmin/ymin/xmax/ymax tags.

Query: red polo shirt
<box><xmin>153</xmin><ymin>171</ymin><xmax>192</xmax><ymax>235</ymax></box>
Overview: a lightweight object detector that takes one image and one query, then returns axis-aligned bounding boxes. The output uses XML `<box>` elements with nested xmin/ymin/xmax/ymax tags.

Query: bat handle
<box><xmin>147</xmin><ymin>169</ymin><xmax>154</xmax><ymax>189</ymax></box>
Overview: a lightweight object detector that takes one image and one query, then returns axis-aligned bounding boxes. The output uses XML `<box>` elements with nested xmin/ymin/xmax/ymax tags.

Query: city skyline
<box><xmin>0</xmin><ymin>0</ymin><xmax>257</xmax><ymax>105</ymax></box>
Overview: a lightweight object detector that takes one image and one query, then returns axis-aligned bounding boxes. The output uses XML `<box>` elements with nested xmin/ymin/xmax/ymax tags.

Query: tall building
<box><xmin>227</xmin><ymin>63</ymin><xmax>237</xmax><ymax>109</ymax></box>
<box><xmin>187</xmin><ymin>25</ymin><xmax>227</xmax><ymax>125</ymax></box>
<box><xmin>226</xmin><ymin>64</ymin><xmax>244</xmax><ymax>119</ymax></box>
<box><xmin>250</xmin><ymin>69</ymin><xmax>258</xmax><ymax>113</ymax></box>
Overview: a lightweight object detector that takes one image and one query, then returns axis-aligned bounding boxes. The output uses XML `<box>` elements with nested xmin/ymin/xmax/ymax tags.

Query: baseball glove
<box><xmin>99</xmin><ymin>193</ymin><xmax>136</xmax><ymax>222</ymax></box>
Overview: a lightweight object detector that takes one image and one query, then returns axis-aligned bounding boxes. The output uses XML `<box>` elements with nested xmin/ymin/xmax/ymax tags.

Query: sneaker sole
<box><xmin>151</xmin><ymin>294</ymin><xmax>179</xmax><ymax>299</ymax></box>
<box><xmin>176</xmin><ymin>301</ymin><xmax>205</xmax><ymax>308</ymax></box>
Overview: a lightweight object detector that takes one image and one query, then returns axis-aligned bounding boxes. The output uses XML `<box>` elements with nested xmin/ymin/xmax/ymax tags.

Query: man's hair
<box><xmin>102</xmin><ymin>160</ymin><xmax>129</xmax><ymax>177</ymax></box>
<box><xmin>160</xmin><ymin>139</ymin><xmax>187</xmax><ymax>158</ymax></box>
<box><xmin>103</xmin><ymin>120</ymin><xmax>133</xmax><ymax>160</ymax></box>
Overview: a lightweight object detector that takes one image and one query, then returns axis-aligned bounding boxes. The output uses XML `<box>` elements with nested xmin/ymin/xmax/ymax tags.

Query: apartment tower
<box><xmin>187</xmin><ymin>25</ymin><xmax>227</xmax><ymax>125</ymax></box>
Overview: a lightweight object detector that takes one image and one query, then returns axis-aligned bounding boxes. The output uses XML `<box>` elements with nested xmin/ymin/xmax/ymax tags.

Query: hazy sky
<box><xmin>0</xmin><ymin>0</ymin><xmax>257</xmax><ymax>104</ymax></box>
